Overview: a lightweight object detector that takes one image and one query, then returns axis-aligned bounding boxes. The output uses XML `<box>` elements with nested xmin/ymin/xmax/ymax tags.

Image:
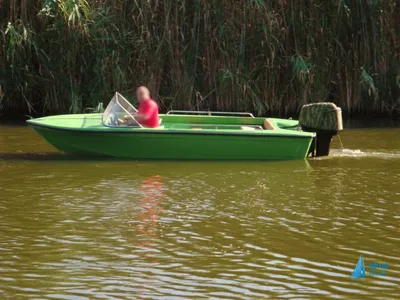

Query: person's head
<box><xmin>136</xmin><ymin>86</ymin><xmax>150</xmax><ymax>103</ymax></box>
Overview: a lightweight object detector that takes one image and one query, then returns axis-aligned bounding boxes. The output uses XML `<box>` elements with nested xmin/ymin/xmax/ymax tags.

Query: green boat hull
<box><xmin>27</xmin><ymin>114</ymin><xmax>315</xmax><ymax>161</ymax></box>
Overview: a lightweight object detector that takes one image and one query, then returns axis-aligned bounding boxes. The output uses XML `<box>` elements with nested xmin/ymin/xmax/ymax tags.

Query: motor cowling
<box><xmin>299</xmin><ymin>102</ymin><xmax>343</xmax><ymax>157</ymax></box>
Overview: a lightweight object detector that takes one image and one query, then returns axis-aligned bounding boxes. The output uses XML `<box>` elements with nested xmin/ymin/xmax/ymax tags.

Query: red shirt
<box><xmin>137</xmin><ymin>98</ymin><xmax>159</xmax><ymax>128</ymax></box>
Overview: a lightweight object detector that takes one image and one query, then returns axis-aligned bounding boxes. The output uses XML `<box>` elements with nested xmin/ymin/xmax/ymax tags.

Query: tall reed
<box><xmin>0</xmin><ymin>0</ymin><xmax>399</xmax><ymax>117</ymax></box>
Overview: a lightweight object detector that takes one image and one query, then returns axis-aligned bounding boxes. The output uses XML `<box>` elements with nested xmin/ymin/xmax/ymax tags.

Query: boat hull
<box><xmin>30</xmin><ymin>125</ymin><xmax>313</xmax><ymax>161</ymax></box>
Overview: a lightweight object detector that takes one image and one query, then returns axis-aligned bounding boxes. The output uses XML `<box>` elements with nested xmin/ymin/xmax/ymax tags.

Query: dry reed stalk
<box><xmin>0</xmin><ymin>0</ymin><xmax>398</xmax><ymax>118</ymax></box>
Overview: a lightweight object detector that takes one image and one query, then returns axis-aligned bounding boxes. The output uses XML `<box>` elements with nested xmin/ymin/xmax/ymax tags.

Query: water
<box><xmin>0</xmin><ymin>124</ymin><xmax>399</xmax><ymax>299</ymax></box>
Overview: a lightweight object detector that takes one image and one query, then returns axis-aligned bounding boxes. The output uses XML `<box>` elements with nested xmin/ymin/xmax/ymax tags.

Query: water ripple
<box><xmin>0</xmin><ymin>127</ymin><xmax>399</xmax><ymax>298</ymax></box>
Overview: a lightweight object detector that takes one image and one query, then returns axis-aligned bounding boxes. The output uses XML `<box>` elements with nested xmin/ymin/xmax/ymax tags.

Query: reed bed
<box><xmin>0</xmin><ymin>0</ymin><xmax>399</xmax><ymax>117</ymax></box>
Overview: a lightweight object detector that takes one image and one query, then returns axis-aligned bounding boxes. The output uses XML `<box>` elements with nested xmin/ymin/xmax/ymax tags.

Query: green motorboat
<box><xmin>27</xmin><ymin>93</ymin><xmax>343</xmax><ymax>160</ymax></box>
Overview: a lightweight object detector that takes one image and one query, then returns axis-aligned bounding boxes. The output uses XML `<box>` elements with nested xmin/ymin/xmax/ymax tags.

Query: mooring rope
<box><xmin>337</xmin><ymin>134</ymin><xmax>345</xmax><ymax>150</ymax></box>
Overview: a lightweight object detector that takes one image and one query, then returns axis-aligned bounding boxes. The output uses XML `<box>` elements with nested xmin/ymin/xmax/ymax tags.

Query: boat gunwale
<box><xmin>27</xmin><ymin>120</ymin><xmax>315</xmax><ymax>139</ymax></box>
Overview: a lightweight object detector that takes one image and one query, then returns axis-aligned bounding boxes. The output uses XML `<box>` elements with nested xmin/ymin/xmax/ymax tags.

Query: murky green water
<box><xmin>0</xmin><ymin>124</ymin><xmax>399</xmax><ymax>299</ymax></box>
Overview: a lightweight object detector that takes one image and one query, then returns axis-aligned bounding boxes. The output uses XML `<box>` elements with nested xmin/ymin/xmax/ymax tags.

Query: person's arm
<box><xmin>135</xmin><ymin>113</ymin><xmax>148</xmax><ymax>122</ymax></box>
<box><xmin>136</xmin><ymin>101</ymin><xmax>156</xmax><ymax>122</ymax></box>
<box><xmin>117</xmin><ymin>114</ymin><xmax>135</xmax><ymax>124</ymax></box>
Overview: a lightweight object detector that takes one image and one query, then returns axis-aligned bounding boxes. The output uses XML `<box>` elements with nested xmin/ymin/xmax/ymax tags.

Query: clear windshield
<box><xmin>102</xmin><ymin>92</ymin><xmax>142</xmax><ymax>127</ymax></box>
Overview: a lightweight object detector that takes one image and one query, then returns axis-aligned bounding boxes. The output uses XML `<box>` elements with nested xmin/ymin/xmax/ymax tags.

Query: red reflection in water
<box><xmin>136</xmin><ymin>175</ymin><xmax>164</xmax><ymax>251</ymax></box>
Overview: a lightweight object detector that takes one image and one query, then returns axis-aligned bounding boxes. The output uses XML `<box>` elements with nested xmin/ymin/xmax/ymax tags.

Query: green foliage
<box><xmin>0</xmin><ymin>0</ymin><xmax>399</xmax><ymax>117</ymax></box>
<box><xmin>360</xmin><ymin>67</ymin><xmax>378</xmax><ymax>100</ymax></box>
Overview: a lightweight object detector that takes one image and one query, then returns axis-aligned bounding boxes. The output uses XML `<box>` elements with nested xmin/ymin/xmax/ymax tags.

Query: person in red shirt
<box><xmin>118</xmin><ymin>86</ymin><xmax>159</xmax><ymax>127</ymax></box>
<box><xmin>135</xmin><ymin>86</ymin><xmax>159</xmax><ymax>128</ymax></box>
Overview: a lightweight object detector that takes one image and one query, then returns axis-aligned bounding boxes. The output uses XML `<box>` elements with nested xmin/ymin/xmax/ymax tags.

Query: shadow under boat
<box><xmin>0</xmin><ymin>152</ymin><xmax>108</xmax><ymax>162</ymax></box>
<box><xmin>0</xmin><ymin>151</ymin><xmax>312</xmax><ymax>170</ymax></box>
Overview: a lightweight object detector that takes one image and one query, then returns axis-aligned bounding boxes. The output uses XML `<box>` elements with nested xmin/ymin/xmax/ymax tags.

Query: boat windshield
<box><xmin>102</xmin><ymin>92</ymin><xmax>142</xmax><ymax>127</ymax></box>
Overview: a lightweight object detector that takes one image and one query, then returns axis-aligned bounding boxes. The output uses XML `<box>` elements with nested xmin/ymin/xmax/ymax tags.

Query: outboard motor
<box><xmin>299</xmin><ymin>102</ymin><xmax>343</xmax><ymax>157</ymax></box>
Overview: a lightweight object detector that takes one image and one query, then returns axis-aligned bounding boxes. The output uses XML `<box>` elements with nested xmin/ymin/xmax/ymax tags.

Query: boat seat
<box><xmin>264</xmin><ymin>118</ymin><xmax>276</xmax><ymax>130</ymax></box>
<box><xmin>240</xmin><ymin>126</ymin><xmax>256</xmax><ymax>130</ymax></box>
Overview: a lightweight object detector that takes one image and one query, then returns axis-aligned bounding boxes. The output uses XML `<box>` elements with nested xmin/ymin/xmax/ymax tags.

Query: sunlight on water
<box><xmin>0</xmin><ymin>125</ymin><xmax>399</xmax><ymax>299</ymax></box>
